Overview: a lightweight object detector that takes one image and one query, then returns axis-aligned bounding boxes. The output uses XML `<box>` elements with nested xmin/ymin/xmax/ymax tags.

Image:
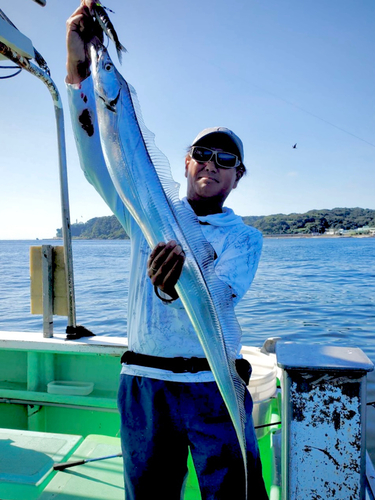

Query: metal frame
<box><xmin>0</xmin><ymin>37</ymin><xmax>76</xmax><ymax>333</ymax></box>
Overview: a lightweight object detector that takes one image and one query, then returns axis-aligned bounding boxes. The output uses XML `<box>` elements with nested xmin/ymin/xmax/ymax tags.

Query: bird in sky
<box><xmin>292</xmin><ymin>143</ymin><xmax>297</xmax><ymax>149</ymax></box>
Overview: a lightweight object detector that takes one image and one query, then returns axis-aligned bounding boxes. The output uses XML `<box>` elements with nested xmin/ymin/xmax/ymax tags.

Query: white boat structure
<box><xmin>1</xmin><ymin>3</ymin><xmax>374</xmax><ymax>499</ymax></box>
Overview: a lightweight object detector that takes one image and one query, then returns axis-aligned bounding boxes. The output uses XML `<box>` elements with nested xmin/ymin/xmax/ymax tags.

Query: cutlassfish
<box><xmin>90</xmin><ymin>41</ymin><xmax>249</xmax><ymax>495</ymax></box>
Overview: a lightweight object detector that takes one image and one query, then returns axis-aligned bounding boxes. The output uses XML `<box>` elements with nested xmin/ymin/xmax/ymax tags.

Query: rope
<box><xmin>0</xmin><ymin>64</ymin><xmax>22</xmax><ymax>79</ymax></box>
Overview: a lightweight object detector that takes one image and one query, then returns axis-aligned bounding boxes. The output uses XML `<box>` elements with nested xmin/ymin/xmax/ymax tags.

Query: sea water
<box><xmin>0</xmin><ymin>237</ymin><xmax>374</xmax><ymax>461</ymax></box>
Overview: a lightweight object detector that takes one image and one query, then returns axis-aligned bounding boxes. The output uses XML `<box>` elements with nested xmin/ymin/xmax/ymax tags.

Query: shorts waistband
<box><xmin>121</xmin><ymin>351</ymin><xmax>210</xmax><ymax>374</ymax></box>
<box><xmin>121</xmin><ymin>351</ymin><xmax>252</xmax><ymax>384</ymax></box>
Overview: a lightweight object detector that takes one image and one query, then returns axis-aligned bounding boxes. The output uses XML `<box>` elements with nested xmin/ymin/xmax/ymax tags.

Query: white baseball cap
<box><xmin>191</xmin><ymin>127</ymin><xmax>244</xmax><ymax>163</ymax></box>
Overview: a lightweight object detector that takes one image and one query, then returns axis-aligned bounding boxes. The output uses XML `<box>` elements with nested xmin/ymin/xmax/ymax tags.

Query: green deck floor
<box><xmin>0</xmin><ymin>430</ymin><xmax>275</xmax><ymax>500</ymax></box>
<box><xmin>0</xmin><ymin>429</ymin><xmax>83</xmax><ymax>500</ymax></box>
<box><xmin>41</xmin><ymin>435</ymin><xmax>124</xmax><ymax>500</ymax></box>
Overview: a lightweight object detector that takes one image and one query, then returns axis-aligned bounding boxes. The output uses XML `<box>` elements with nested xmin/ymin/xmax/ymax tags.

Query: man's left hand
<box><xmin>147</xmin><ymin>241</ymin><xmax>185</xmax><ymax>300</ymax></box>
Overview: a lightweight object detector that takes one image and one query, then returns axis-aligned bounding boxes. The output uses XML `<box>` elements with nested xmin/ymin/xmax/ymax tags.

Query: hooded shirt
<box><xmin>67</xmin><ymin>77</ymin><xmax>263</xmax><ymax>383</ymax></box>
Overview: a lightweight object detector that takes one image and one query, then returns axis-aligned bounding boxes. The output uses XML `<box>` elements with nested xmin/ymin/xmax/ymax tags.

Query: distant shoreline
<box><xmin>48</xmin><ymin>233</ymin><xmax>375</xmax><ymax>241</ymax></box>
<box><xmin>2</xmin><ymin>233</ymin><xmax>374</xmax><ymax>242</ymax></box>
<box><xmin>263</xmin><ymin>233</ymin><xmax>375</xmax><ymax>239</ymax></box>
<box><xmin>54</xmin><ymin>208</ymin><xmax>375</xmax><ymax>241</ymax></box>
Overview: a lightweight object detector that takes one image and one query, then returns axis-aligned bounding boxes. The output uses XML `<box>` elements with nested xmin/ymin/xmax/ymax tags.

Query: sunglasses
<box><xmin>190</xmin><ymin>146</ymin><xmax>241</xmax><ymax>169</ymax></box>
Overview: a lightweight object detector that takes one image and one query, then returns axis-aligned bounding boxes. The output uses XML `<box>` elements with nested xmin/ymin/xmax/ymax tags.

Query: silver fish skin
<box><xmin>90</xmin><ymin>43</ymin><xmax>248</xmax><ymax>495</ymax></box>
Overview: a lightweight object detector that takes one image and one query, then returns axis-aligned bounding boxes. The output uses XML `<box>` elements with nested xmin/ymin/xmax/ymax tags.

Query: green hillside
<box><xmin>56</xmin><ymin>208</ymin><xmax>375</xmax><ymax>239</ymax></box>
<box><xmin>243</xmin><ymin>207</ymin><xmax>375</xmax><ymax>235</ymax></box>
<box><xmin>56</xmin><ymin>216</ymin><xmax>129</xmax><ymax>239</ymax></box>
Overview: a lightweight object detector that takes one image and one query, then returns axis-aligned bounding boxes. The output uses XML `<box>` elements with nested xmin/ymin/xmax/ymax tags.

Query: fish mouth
<box><xmin>98</xmin><ymin>89</ymin><xmax>121</xmax><ymax>112</ymax></box>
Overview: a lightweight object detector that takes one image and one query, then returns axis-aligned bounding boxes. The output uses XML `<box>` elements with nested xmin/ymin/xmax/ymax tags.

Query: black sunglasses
<box><xmin>190</xmin><ymin>146</ymin><xmax>241</xmax><ymax>169</ymax></box>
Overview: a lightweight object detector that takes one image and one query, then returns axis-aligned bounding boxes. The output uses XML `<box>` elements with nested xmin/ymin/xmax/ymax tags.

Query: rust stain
<box><xmin>304</xmin><ymin>445</ymin><xmax>341</xmax><ymax>468</ymax></box>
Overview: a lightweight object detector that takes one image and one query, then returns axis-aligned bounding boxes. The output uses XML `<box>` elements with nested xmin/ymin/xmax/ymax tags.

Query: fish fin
<box><xmin>126</xmin><ymin>80</ymin><xmax>247</xmax><ymax>418</ymax></box>
<box><xmin>125</xmin><ymin>83</ymin><xmax>243</xmax><ymax>356</ymax></box>
<box><xmin>126</xmin><ymin>81</ymin><xmax>181</xmax><ymax>202</ymax></box>
<box><xmin>115</xmin><ymin>42</ymin><xmax>127</xmax><ymax>64</ymax></box>
<box><xmin>127</xmin><ymin>86</ymin><xmax>216</xmax><ymax>269</ymax></box>
<box><xmin>117</xmin><ymin>75</ymin><xmax>248</xmax><ymax>496</ymax></box>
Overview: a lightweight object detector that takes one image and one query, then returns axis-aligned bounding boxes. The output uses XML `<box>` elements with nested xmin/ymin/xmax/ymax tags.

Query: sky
<box><xmin>0</xmin><ymin>0</ymin><xmax>374</xmax><ymax>239</ymax></box>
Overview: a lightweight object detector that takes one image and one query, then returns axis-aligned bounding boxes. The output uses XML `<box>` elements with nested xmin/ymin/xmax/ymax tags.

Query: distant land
<box><xmin>56</xmin><ymin>208</ymin><xmax>375</xmax><ymax>239</ymax></box>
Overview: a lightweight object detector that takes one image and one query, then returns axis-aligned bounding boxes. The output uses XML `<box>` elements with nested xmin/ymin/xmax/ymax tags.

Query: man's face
<box><xmin>185</xmin><ymin>147</ymin><xmax>241</xmax><ymax>204</ymax></box>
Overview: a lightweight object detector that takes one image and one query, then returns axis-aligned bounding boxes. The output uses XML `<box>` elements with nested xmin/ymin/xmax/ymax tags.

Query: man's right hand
<box><xmin>66</xmin><ymin>1</ymin><xmax>100</xmax><ymax>84</ymax></box>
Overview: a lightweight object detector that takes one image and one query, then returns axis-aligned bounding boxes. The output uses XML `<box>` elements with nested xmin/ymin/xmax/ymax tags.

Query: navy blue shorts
<box><xmin>117</xmin><ymin>375</ymin><xmax>268</xmax><ymax>500</ymax></box>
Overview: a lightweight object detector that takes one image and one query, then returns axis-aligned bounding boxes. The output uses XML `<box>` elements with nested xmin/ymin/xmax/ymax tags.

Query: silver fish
<box><xmin>90</xmin><ymin>43</ymin><xmax>248</xmax><ymax>494</ymax></box>
<box><xmin>92</xmin><ymin>3</ymin><xmax>126</xmax><ymax>63</ymax></box>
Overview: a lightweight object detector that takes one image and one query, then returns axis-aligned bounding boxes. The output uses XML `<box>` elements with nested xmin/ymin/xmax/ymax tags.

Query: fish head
<box><xmin>90</xmin><ymin>44</ymin><xmax>121</xmax><ymax>112</ymax></box>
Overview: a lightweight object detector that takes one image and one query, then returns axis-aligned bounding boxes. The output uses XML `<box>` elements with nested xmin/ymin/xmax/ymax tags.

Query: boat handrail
<box><xmin>0</xmin><ymin>11</ymin><xmax>77</xmax><ymax>337</ymax></box>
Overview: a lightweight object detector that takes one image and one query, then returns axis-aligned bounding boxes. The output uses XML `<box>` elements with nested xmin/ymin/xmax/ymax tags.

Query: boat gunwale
<box><xmin>0</xmin><ymin>331</ymin><xmax>128</xmax><ymax>355</ymax></box>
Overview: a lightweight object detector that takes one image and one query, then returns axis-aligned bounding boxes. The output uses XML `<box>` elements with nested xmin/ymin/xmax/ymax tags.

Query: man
<box><xmin>66</xmin><ymin>2</ymin><xmax>267</xmax><ymax>499</ymax></box>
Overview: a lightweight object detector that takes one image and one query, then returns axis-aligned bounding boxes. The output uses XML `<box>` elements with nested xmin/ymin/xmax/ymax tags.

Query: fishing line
<box><xmin>266</xmin><ymin>91</ymin><xmax>375</xmax><ymax>149</ymax></box>
<box><xmin>254</xmin><ymin>421</ymin><xmax>281</xmax><ymax>430</ymax></box>
<box><xmin>198</xmin><ymin>56</ymin><xmax>375</xmax><ymax>149</ymax></box>
<box><xmin>100</xmin><ymin>4</ymin><xmax>115</xmax><ymax>14</ymax></box>
<box><xmin>0</xmin><ymin>64</ymin><xmax>22</xmax><ymax>79</ymax></box>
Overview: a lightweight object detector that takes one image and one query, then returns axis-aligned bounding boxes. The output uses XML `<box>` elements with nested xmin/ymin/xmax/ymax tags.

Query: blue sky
<box><xmin>1</xmin><ymin>0</ymin><xmax>374</xmax><ymax>239</ymax></box>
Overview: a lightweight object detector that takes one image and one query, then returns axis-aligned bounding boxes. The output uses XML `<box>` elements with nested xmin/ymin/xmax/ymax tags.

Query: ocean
<box><xmin>0</xmin><ymin>237</ymin><xmax>374</xmax><ymax>461</ymax></box>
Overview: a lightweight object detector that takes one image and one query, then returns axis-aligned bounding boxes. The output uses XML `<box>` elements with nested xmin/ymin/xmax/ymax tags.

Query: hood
<box><xmin>182</xmin><ymin>198</ymin><xmax>243</xmax><ymax>227</ymax></box>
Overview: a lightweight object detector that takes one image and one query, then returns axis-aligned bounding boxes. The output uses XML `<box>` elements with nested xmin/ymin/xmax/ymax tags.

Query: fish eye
<box><xmin>104</xmin><ymin>63</ymin><xmax>113</xmax><ymax>71</ymax></box>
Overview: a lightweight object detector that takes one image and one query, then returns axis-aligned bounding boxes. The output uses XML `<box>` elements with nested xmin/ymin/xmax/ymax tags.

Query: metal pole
<box><xmin>0</xmin><ymin>40</ymin><xmax>76</xmax><ymax>329</ymax></box>
<box><xmin>54</xmin><ymin>102</ymin><xmax>76</xmax><ymax>328</ymax></box>
<box><xmin>41</xmin><ymin>244</ymin><xmax>53</xmax><ymax>337</ymax></box>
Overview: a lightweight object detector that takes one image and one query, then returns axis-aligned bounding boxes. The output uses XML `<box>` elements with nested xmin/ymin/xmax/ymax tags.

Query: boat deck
<box><xmin>40</xmin><ymin>434</ymin><xmax>124</xmax><ymax>500</ymax></box>
<box><xmin>0</xmin><ymin>332</ymin><xmax>278</xmax><ymax>499</ymax></box>
<box><xmin>0</xmin><ymin>430</ymin><xmax>204</xmax><ymax>500</ymax></box>
<box><xmin>0</xmin><ymin>430</ymin><xmax>124</xmax><ymax>500</ymax></box>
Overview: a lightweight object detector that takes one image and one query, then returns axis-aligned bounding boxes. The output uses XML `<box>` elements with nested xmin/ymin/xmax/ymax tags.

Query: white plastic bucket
<box><xmin>241</xmin><ymin>346</ymin><xmax>278</xmax><ymax>438</ymax></box>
